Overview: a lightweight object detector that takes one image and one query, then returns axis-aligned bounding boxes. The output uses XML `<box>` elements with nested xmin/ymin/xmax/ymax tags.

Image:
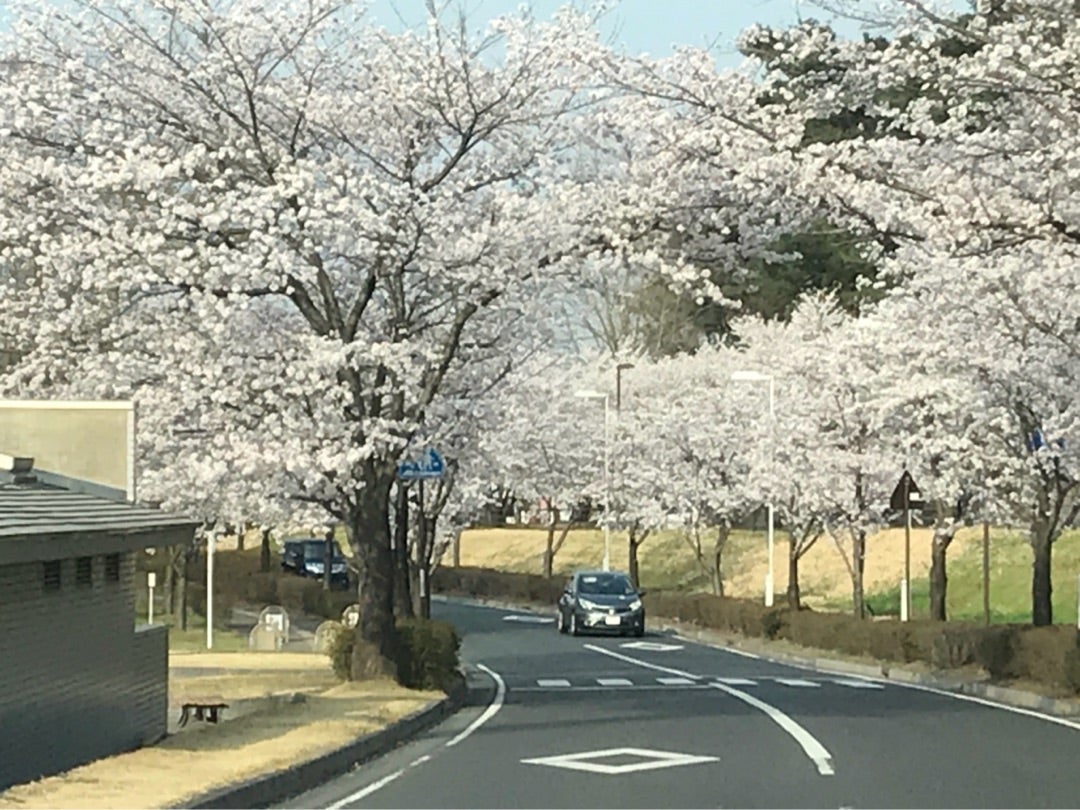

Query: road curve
<box><xmin>279</xmin><ymin>598</ymin><xmax>1080</xmax><ymax>809</ymax></box>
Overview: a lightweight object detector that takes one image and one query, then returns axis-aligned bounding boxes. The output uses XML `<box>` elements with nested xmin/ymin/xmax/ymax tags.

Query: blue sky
<box><xmin>368</xmin><ymin>0</ymin><xmax>876</xmax><ymax>67</ymax></box>
<box><xmin>0</xmin><ymin>1</ymin><xmax>894</xmax><ymax>69</ymax></box>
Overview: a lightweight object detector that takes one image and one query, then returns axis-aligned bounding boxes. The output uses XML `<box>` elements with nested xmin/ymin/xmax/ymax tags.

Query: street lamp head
<box><xmin>616</xmin><ymin>362</ymin><xmax>635</xmax><ymax>371</ymax></box>
<box><xmin>731</xmin><ymin>370</ymin><xmax>772</xmax><ymax>382</ymax></box>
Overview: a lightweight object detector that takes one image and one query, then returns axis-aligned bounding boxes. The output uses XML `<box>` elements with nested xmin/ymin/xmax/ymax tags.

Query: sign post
<box><xmin>397</xmin><ymin>449</ymin><xmax>447</xmax><ymax>619</ymax></box>
<box><xmin>890</xmin><ymin>470</ymin><xmax>922</xmax><ymax>622</ymax></box>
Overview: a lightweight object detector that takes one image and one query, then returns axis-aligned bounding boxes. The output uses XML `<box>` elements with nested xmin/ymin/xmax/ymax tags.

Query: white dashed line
<box><xmin>536</xmin><ymin>678</ymin><xmax>572</xmax><ymax>687</ymax></box>
<box><xmin>596</xmin><ymin>678</ymin><xmax>634</xmax><ymax>687</ymax></box>
<box><xmin>774</xmin><ymin>678</ymin><xmax>821</xmax><ymax>688</ymax></box>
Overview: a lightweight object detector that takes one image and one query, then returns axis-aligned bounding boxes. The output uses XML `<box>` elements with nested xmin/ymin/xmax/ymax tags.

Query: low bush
<box><xmin>396</xmin><ymin>618</ymin><xmax>462</xmax><ymax>692</ymax></box>
<box><xmin>323</xmin><ymin>621</ymin><xmax>355</xmax><ymax>680</ymax></box>
<box><xmin>323</xmin><ymin>616</ymin><xmax>462</xmax><ymax>692</ymax></box>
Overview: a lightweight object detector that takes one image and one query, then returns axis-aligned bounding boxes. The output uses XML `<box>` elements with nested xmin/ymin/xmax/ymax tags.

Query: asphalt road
<box><xmin>280</xmin><ymin>597</ymin><xmax>1080</xmax><ymax>809</ymax></box>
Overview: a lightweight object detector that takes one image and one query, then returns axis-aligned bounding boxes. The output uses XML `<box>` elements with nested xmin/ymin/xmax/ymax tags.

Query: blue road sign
<box><xmin>397</xmin><ymin>448</ymin><xmax>446</xmax><ymax>480</ymax></box>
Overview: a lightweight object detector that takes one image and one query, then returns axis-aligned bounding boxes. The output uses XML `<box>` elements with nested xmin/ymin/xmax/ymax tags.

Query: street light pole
<box><xmin>575</xmin><ymin>389</ymin><xmax>612</xmax><ymax>572</ymax></box>
<box><xmin>603</xmin><ymin>394</ymin><xmax>611</xmax><ymax>572</ymax></box>
<box><xmin>732</xmin><ymin>370</ymin><xmax>776</xmax><ymax>608</ymax></box>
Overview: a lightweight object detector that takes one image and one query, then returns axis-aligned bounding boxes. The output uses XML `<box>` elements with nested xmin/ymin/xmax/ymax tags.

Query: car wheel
<box><xmin>569</xmin><ymin>612</ymin><xmax>580</xmax><ymax>636</ymax></box>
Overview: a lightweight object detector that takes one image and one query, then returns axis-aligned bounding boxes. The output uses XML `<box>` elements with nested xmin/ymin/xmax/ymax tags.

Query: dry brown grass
<box><xmin>458</xmin><ymin>524</ymin><xmax>986</xmax><ymax>608</ymax></box>
<box><xmin>0</xmin><ymin>662</ymin><xmax>440</xmax><ymax>810</ymax></box>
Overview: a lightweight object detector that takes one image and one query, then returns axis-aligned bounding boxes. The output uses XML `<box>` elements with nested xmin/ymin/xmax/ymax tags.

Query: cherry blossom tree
<box><xmin>0</xmin><ymin>0</ymin><xmax>641</xmax><ymax>673</ymax></box>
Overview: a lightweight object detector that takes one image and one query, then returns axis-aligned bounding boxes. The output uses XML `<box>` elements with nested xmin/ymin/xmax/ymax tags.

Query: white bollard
<box><xmin>900</xmin><ymin>578</ymin><xmax>909</xmax><ymax>622</ymax></box>
<box><xmin>147</xmin><ymin>572</ymin><xmax>156</xmax><ymax>625</ymax></box>
<box><xmin>1076</xmin><ymin>574</ymin><xmax>1079</xmax><ymax>630</ymax></box>
<box><xmin>764</xmin><ymin>572</ymin><xmax>774</xmax><ymax>607</ymax></box>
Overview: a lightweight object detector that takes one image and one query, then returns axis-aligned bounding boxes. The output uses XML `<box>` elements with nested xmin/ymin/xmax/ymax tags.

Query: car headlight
<box><xmin>306</xmin><ymin>562</ymin><xmax>324</xmax><ymax>573</ymax></box>
<box><xmin>578</xmin><ymin>598</ymin><xmax>601</xmax><ymax>611</ymax></box>
<box><xmin>629</xmin><ymin>599</ymin><xmax>642</xmax><ymax>611</ymax></box>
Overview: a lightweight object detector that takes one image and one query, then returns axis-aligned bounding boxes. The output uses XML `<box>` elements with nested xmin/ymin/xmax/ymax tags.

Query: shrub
<box><xmin>323</xmin><ymin>621</ymin><xmax>355</xmax><ymax>680</ymax></box>
<box><xmin>323</xmin><ymin>616</ymin><xmax>462</xmax><ymax>692</ymax></box>
<box><xmin>396</xmin><ymin>618</ymin><xmax>462</xmax><ymax>692</ymax></box>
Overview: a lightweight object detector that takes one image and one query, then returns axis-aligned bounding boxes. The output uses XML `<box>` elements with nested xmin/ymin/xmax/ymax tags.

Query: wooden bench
<box><xmin>178</xmin><ymin>702</ymin><xmax>229</xmax><ymax>727</ymax></box>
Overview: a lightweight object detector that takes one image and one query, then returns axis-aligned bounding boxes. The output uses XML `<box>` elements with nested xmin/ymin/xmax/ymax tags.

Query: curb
<box><xmin>661</xmin><ymin>620</ymin><xmax>1080</xmax><ymax>718</ymax></box>
<box><xmin>177</xmin><ymin>680</ymin><xmax>469</xmax><ymax>810</ymax></box>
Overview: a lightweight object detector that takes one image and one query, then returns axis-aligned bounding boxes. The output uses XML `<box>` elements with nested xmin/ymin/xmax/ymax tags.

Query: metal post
<box><xmin>603</xmin><ymin>394</ymin><xmax>611</xmax><ymax>572</ymax></box>
<box><xmin>765</xmin><ymin>376</ymin><xmax>775</xmax><ymax>607</ymax></box>
<box><xmin>903</xmin><ymin>476</ymin><xmax>912</xmax><ymax>622</ymax></box>
<box><xmin>900</xmin><ymin>577</ymin><xmax>909</xmax><ymax>622</ymax></box>
<box><xmin>982</xmin><ymin>520</ymin><xmax>991</xmax><ymax>625</ymax></box>
<box><xmin>206</xmin><ymin>530</ymin><xmax>215</xmax><ymax>650</ymax></box>
<box><xmin>1075</xmin><ymin>573</ymin><xmax>1079</xmax><ymax>631</ymax></box>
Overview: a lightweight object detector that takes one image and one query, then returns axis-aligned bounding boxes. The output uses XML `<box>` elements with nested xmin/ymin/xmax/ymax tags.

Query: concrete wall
<box><xmin>0</xmin><ymin>401</ymin><xmax>133</xmax><ymax>497</ymax></box>
<box><xmin>0</xmin><ymin>551</ymin><xmax>169</xmax><ymax>790</ymax></box>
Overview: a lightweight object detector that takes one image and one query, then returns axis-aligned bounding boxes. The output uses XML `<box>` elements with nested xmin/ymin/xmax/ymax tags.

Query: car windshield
<box><xmin>578</xmin><ymin>573</ymin><xmax>635</xmax><ymax>596</ymax></box>
<box><xmin>303</xmin><ymin>541</ymin><xmax>342</xmax><ymax>560</ymax></box>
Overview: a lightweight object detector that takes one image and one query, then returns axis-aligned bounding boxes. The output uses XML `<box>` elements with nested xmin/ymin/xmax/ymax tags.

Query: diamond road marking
<box><xmin>656</xmin><ymin>677</ymin><xmax>695</xmax><ymax>686</ymax></box>
<box><xmin>619</xmin><ymin>641</ymin><xmax>685</xmax><ymax>652</ymax></box>
<box><xmin>715</xmin><ymin>677</ymin><xmax>757</xmax><ymax>686</ymax></box>
<box><xmin>596</xmin><ymin>678</ymin><xmax>633</xmax><ymax>687</ymax></box>
<box><xmin>831</xmin><ymin>678</ymin><xmax>885</xmax><ymax>689</ymax></box>
<box><xmin>502</xmin><ymin>615</ymin><xmax>554</xmax><ymax>624</ymax></box>
<box><xmin>521</xmin><ymin>747</ymin><xmax>719</xmax><ymax>775</ymax></box>
<box><xmin>536</xmin><ymin>679</ymin><xmax>571</xmax><ymax>687</ymax></box>
<box><xmin>775</xmin><ymin>678</ymin><xmax>820</xmax><ymax>688</ymax></box>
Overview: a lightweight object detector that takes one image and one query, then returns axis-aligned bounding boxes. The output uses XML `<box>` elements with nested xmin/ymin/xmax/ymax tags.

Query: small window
<box><xmin>43</xmin><ymin>560</ymin><xmax>62</xmax><ymax>591</ymax></box>
<box><xmin>76</xmin><ymin>556</ymin><xmax>93</xmax><ymax>587</ymax></box>
<box><xmin>105</xmin><ymin>553</ymin><xmax>121</xmax><ymax>582</ymax></box>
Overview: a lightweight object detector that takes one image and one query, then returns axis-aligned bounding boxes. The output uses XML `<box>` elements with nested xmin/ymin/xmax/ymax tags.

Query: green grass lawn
<box><xmin>854</xmin><ymin>529</ymin><xmax>1080</xmax><ymax>624</ymax></box>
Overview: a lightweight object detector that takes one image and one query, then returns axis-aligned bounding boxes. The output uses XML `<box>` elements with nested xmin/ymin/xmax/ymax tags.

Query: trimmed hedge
<box><xmin>189</xmin><ymin>572</ymin><xmax>355</xmax><ymax>624</ymax></box>
<box><xmin>433</xmin><ymin>565</ymin><xmax>1080</xmax><ymax>695</ymax></box>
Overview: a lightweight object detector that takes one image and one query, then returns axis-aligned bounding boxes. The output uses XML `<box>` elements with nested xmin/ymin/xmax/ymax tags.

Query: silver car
<box><xmin>556</xmin><ymin>570</ymin><xmax>645</xmax><ymax>637</ymax></box>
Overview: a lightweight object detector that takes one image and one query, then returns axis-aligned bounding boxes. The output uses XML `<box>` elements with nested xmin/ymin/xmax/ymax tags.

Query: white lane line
<box><xmin>714</xmin><ymin>677</ymin><xmax>758</xmax><ymax>686</ymax></box>
<box><xmin>874</xmin><ymin>679</ymin><xmax>1080</xmax><ymax>732</ymax></box>
<box><xmin>775</xmin><ymin>678</ymin><xmax>821</xmax><ymax>688</ymax></box>
<box><xmin>583</xmin><ymin>644</ymin><xmax>700</xmax><ymax>680</ymax></box>
<box><xmin>597</xmin><ymin>678</ymin><xmax>634</xmax><ymax>687</ymax></box>
<box><xmin>536</xmin><ymin>678</ymin><xmax>572</xmax><ymax>687</ymax></box>
<box><xmin>657</xmin><ymin>677</ymin><xmax>695</xmax><ymax>686</ymax></box>
<box><xmin>446</xmin><ymin>663</ymin><xmax>507</xmax><ymax>747</ymax></box>
<box><xmin>515</xmin><ymin>684</ymin><xmax>711</xmax><ymax>693</ymax></box>
<box><xmin>710</xmin><ymin>682</ymin><xmax>835</xmax><ymax>776</ymax></box>
<box><xmin>326</xmin><ymin>769</ymin><xmax>405</xmax><ymax>809</ymax></box>
<box><xmin>671</xmin><ymin>631</ymin><xmax>1080</xmax><ymax>731</ymax></box>
<box><xmin>831</xmin><ymin>678</ymin><xmax>885</xmax><ymax>690</ymax></box>
<box><xmin>585</xmin><ymin>644</ymin><xmax>834</xmax><ymax>777</ymax></box>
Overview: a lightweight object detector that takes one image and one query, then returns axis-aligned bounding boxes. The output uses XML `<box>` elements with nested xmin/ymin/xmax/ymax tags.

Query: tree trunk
<box><xmin>1031</xmin><ymin>533</ymin><xmax>1053</xmax><ymax>627</ymax></box>
<box><xmin>393</xmin><ymin>482</ymin><xmax>414</xmax><ymax>619</ymax></box>
<box><xmin>852</xmin><ymin>529</ymin><xmax>867</xmax><ymax>619</ymax></box>
<box><xmin>929</xmin><ymin>526</ymin><xmax>954</xmax><ymax>621</ymax></box>
<box><xmin>260</xmin><ymin>527</ymin><xmax>272</xmax><ymax>573</ymax></box>
<box><xmin>164</xmin><ymin>549</ymin><xmax>176</xmax><ymax>614</ymax></box>
<box><xmin>349</xmin><ymin>472</ymin><xmax>399</xmax><ymax>680</ymax></box>
<box><xmin>787</xmin><ymin>542</ymin><xmax>800</xmax><ymax>610</ymax></box>
<box><xmin>711</xmin><ymin>525</ymin><xmax>729</xmax><ymax>597</ymax></box>
<box><xmin>542</xmin><ymin>505</ymin><xmax>560</xmax><ymax>578</ymax></box>
<box><xmin>323</xmin><ymin>526</ymin><xmax>334</xmax><ymax>591</ymax></box>
<box><xmin>628</xmin><ymin>524</ymin><xmax>649</xmax><ymax>588</ymax></box>
<box><xmin>179</xmin><ymin>546</ymin><xmax>190</xmax><ymax>631</ymax></box>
